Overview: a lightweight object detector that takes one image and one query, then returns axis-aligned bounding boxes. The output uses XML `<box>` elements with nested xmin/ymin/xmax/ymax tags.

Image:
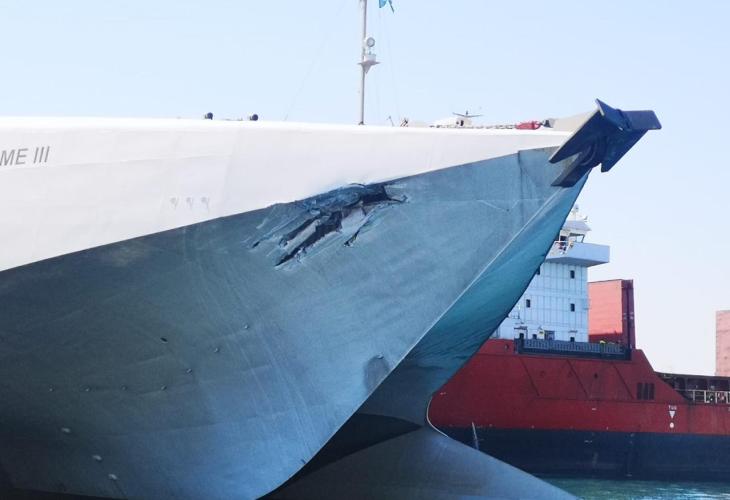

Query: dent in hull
<box><xmin>0</xmin><ymin>148</ymin><xmax>578</xmax><ymax>498</ymax></box>
<box><xmin>360</xmin><ymin>149</ymin><xmax>587</xmax><ymax>426</ymax></box>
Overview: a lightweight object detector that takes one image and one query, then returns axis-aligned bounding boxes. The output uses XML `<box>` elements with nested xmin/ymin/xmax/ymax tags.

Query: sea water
<box><xmin>542</xmin><ymin>477</ymin><xmax>730</xmax><ymax>499</ymax></box>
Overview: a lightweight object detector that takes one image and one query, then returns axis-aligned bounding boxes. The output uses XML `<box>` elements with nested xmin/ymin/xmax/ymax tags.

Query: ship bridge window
<box><xmin>714</xmin><ymin>379</ymin><xmax>730</xmax><ymax>391</ymax></box>
<box><xmin>636</xmin><ymin>382</ymin><xmax>656</xmax><ymax>400</ymax></box>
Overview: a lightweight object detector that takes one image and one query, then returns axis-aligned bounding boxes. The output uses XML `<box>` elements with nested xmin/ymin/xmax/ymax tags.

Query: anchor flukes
<box><xmin>550</xmin><ymin>99</ymin><xmax>661</xmax><ymax>187</ymax></box>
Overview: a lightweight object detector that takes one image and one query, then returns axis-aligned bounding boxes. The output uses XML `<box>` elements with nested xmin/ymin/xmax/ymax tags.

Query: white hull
<box><xmin>0</xmin><ymin>118</ymin><xmax>569</xmax><ymax>272</ymax></box>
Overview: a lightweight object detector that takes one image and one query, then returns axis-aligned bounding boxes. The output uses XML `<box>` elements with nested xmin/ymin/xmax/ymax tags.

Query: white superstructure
<box><xmin>494</xmin><ymin>206</ymin><xmax>610</xmax><ymax>342</ymax></box>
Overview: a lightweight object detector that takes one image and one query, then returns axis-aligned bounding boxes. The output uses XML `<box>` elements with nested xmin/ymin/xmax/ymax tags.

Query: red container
<box><xmin>589</xmin><ymin>279</ymin><xmax>635</xmax><ymax>348</ymax></box>
<box><xmin>716</xmin><ymin>311</ymin><xmax>730</xmax><ymax>376</ymax></box>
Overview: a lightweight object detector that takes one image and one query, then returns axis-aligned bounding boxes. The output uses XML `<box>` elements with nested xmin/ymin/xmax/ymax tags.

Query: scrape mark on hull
<box><xmin>252</xmin><ymin>183</ymin><xmax>405</xmax><ymax>266</ymax></box>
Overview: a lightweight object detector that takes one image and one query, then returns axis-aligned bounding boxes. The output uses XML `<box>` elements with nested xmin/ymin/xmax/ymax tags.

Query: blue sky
<box><xmin>1</xmin><ymin>0</ymin><xmax>728</xmax><ymax>374</ymax></box>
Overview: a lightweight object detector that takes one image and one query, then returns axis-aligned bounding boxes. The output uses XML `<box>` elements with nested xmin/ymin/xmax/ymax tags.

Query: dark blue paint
<box><xmin>441</xmin><ymin>427</ymin><xmax>730</xmax><ymax>481</ymax></box>
<box><xmin>550</xmin><ymin>99</ymin><xmax>661</xmax><ymax>186</ymax></box>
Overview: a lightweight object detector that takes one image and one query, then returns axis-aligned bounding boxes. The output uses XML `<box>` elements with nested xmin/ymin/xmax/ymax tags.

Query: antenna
<box><xmin>358</xmin><ymin>0</ymin><xmax>379</xmax><ymax>125</ymax></box>
<box><xmin>453</xmin><ymin>111</ymin><xmax>483</xmax><ymax>119</ymax></box>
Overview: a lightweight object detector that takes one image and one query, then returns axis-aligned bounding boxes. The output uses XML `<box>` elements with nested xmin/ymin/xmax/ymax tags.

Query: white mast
<box><xmin>358</xmin><ymin>0</ymin><xmax>379</xmax><ymax>125</ymax></box>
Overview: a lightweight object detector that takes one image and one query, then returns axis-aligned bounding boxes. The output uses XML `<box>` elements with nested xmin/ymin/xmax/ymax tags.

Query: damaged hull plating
<box><xmin>0</xmin><ymin>106</ymin><xmax>657</xmax><ymax>499</ymax></box>
<box><xmin>272</xmin><ymin>150</ymin><xmax>586</xmax><ymax>500</ymax></box>
<box><xmin>0</xmin><ymin>148</ymin><xmax>575</xmax><ymax>499</ymax></box>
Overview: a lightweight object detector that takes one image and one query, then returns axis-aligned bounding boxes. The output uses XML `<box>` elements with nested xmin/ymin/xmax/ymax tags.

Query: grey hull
<box><xmin>291</xmin><ymin>102</ymin><xmax>660</xmax><ymax>499</ymax></box>
<box><xmin>0</xmin><ymin>148</ymin><xmax>583</xmax><ymax>498</ymax></box>
<box><xmin>360</xmin><ymin>148</ymin><xmax>586</xmax><ymax>426</ymax></box>
<box><xmin>271</xmin><ymin>427</ymin><xmax>574</xmax><ymax>500</ymax></box>
<box><xmin>276</xmin><ymin>149</ymin><xmax>585</xmax><ymax>499</ymax></box>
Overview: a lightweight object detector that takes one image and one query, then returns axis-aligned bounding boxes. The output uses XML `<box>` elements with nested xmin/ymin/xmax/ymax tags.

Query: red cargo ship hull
<box><xmin>429</xmin><ymin>339</ymin><xmax>730</xmax><ymax>480</ymax></box>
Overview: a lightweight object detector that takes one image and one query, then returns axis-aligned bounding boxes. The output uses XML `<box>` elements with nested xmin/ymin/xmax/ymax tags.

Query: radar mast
<box><xmin>358</xmin><ymin>0</ymin><xmax>379</xmax><ymax>125</ymax></box>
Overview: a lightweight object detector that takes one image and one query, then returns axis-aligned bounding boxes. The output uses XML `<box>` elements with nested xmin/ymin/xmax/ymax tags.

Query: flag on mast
<box><xmin>379</xmin><ymin>0</ymin><xmax>394</xmax><ymax>12</ymax></box>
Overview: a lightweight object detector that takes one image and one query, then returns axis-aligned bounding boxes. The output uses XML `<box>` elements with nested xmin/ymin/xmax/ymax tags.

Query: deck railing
<box><xmin>677</xmin><ymin>389</ymin><xmax>730</xmax><ymax>404</ymax></box>
<box><xmin>548</xmin><ymin>240</ymin><xmax>574</xmax><ymax>256</ymax></box>
<box><xmin>517</xmin><ymin>338</ymin><xmax>629</xmax><ymax>359</ymax></box>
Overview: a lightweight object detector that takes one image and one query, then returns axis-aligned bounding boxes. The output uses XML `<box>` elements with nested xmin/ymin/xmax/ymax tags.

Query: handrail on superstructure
<box><xmin>548</xmin><ymin>240</ymin><xmax>576</xmax><ymax>255</ymax></box>
<box><xmin>678</xmin><ymin>389</ymin><xmax>730</xmax><ymax>405</ymax></box>
<box><xmin>516</xmin><ymin>338</ymin><xmax>630</xmax><ymax>360</ymax></box>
